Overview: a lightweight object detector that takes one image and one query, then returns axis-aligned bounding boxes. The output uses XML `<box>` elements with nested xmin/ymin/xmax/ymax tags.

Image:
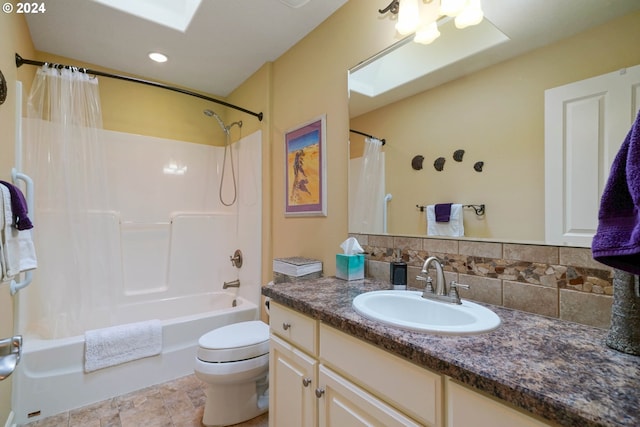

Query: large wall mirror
<box><xmin>348</xmin><ymin>0</ymin><xmax>640</xmax><ymax>246</ymax></box>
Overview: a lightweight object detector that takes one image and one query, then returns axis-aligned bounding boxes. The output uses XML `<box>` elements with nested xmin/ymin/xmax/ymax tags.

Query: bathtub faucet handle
<box><xmin>230</xmin><ymin>249</ymin><xmax>243</xmax><ymax>268</ymax></box>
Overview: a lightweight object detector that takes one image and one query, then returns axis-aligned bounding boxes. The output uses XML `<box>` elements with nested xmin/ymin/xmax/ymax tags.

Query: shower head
<box><xmin>203</xmin><ymin>109</ymin><xmax>229</xmax><ymax>135</ymax></box>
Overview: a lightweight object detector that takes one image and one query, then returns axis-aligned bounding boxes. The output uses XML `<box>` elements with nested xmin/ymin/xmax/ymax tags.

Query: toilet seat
<box><xmin>195</xmin><ymin>353</ymin><xmax>269</xmax><ymax>384</ymax></box>
<box><xmin>197</xmin><ymin>320</ymin><xmax>269</xmax><ymax>363</ymax></box>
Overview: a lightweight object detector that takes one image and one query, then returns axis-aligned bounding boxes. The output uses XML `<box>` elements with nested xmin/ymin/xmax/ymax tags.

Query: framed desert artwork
<box><xmin>284</xmin><ymin>115</ymin><xmax>327</xmax><ymax>216</ymax></box>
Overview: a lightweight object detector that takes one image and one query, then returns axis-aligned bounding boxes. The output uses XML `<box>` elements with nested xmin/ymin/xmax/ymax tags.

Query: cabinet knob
<box><xmin>315</xmin><ymin>387</ymin><xmax>325</xmax><ymax>398</ymax></box>
<box><xmin>302</xmin><ymin>378</ymin><xmax>312</xmax><ymax>387</ymax></box>
<box><xmin>282</xmin><ymin>322</ymin><xmax>291</xmax><ymax>330</ymax></box>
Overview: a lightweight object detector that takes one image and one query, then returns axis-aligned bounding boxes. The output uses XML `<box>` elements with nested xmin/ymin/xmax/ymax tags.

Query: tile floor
<box><xmin>21</xmin><ymin>374</ymin><xmax>268</xmax><ymax>427</ymax></box>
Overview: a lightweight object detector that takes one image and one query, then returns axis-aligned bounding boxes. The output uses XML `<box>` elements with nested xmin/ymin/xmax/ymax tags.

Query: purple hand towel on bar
<box><xmin>591</xmin><ymin>109</ymin><xmax>640</xmax><ymax>275</ymax></box>
<box><xmin>0</xmin><ymin>181</ymin><xmax>33</xmax><ymax>230</ymax></box>
<box><xmin>435</xmin><ymin>203</ymin><xmax>453</xmax><ymax>223</ymax></box>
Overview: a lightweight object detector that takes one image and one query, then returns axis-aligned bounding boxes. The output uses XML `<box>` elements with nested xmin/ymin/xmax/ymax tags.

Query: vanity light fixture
<box><xmin>148</xmin><ymin>52</ymin><xmax>168</xmax><ymax>63</ymax></box>
<box><xmin>379</xmin><ymin>0</ymin><xmax>484</xmax><ymax>44</ymax></box>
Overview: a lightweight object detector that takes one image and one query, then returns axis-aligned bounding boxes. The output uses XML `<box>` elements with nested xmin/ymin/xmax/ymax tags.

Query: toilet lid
<box><xmin>198</xmin><ymin>320</ymin><xmax>269</xmax><ymax>363</ymax></box>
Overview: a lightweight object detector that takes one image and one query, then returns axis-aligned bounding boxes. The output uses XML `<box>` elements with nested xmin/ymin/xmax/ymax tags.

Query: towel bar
<box><xmin>416</xmin><ymin>204</ymin><xmax>485</xmax><ymax>216</ymax></box>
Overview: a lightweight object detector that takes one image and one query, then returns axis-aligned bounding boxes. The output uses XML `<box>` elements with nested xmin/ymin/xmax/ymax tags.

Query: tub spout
<box><xmin>223</xmin><ymin>279</ymin><xmax>240</xmax><ymax>289</ymax></box>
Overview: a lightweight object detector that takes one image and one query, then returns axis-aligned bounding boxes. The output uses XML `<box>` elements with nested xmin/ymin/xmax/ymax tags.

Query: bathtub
<box><xmin>11</xmin><ymin>292</ymin><xmax>259</xmax><ymax>426</ymax></box>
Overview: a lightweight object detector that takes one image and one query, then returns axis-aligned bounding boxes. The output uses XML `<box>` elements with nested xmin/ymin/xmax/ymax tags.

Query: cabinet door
<box><xmin>269</xmin><ymin>334</ymin><xmax>318</xmax><ymax>427</ymax></box>
<box><xmin>320</xmin><ymin>324</ymin><xmax>441</xmax><ymax>426</ymax></box>
<box><xmin>317</xmin><ymin>365</ymin><xmax>422</xmax><ymax>427</ymax></box>
<box><xmin>544</xmin><ymin>63</ymin><xmax>640</xmax><ymax>246</ymax></box>
<box><xmin>447</xmin><ymin>379</ymin><xmax>552</xmax><ymax>427</ymax></box>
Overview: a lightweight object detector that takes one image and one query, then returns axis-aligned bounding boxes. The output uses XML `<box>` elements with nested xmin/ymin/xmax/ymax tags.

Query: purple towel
<box><xmin>0</xmin><ymin>181</ymin><xmax>33</xmax><ymax>230</ymax></box>
<box><xmin>435</xmin><ymin>203</ymin><xmax>453</xmax><ymax>223</ymax></box>
<box><xmin>591</xmin><ymin>109</ymin><xmax>640</xmax><ymax>274</ymax></box>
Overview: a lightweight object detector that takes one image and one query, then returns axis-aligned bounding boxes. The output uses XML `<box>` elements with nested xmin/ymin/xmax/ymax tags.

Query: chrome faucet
<box><xmin>416</xmin><ymin>256</ymin><xmax>470</xmax><ymax>304</ymax></box>
<box><xmin>223</xmin><ymin>279</ymin><xmax>240</xmax><ymax>289</ymax></box>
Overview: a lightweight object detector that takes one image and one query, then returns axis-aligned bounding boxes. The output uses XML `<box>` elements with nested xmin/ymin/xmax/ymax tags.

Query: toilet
<box><xmin>194</xmin><ymin>320</ymin><xmax>270</xmax><ymax>427</ymax></box>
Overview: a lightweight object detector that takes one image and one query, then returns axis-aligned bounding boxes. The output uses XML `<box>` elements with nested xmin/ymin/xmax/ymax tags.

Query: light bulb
<box><xmin>454</xmin><ymin>0</ymin><xmax>483</xmax><ymax>29</ymax></box>
<box><xmin>418</xmin><ymin>0</ymin><xmax>440</xmax><ymax>25</ymax></box>
<box><xmin>414</xmin><ymin>21</ymin><xmax>441</xmax><ymax>44</ymax></box>
<box><xmin>395</xmin><ymin>0</ymin><xmax>421</xmax><ymax>35</ymax></box>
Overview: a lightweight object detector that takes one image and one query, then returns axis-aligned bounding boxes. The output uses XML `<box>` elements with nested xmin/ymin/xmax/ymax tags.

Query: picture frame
<box><xmin>284</xmin><ymin>114</ymin><xmax>327</xmax><ymax>216</ymax></box>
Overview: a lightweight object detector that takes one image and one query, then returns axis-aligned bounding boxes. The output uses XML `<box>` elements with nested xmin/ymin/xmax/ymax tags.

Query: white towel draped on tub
<box><xmin>427</xmin><ymin>204</ymin><xmax>465</xmax><ymax>237</ymax></box>
<box><xmin>84</xmin><ymin>319</ymin><xmax>162</xmax><ymax>373</ymax></box>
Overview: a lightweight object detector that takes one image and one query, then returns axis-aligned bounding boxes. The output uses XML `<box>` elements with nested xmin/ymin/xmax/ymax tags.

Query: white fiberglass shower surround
<box><xmin>12</xmin><ymin>121</ymin><xmax>263</xmax><ymax>423</ymax></box>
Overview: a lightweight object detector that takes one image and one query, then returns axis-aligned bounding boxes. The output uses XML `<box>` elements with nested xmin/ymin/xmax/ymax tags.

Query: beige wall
<box><xmin>268</xmin><ymin>0</ymin><xmax>398</xmax><ymax>275</ymax></box>
<box><xmin>350</xmin><ymin>11</ymin><xmax>640</xmax><ymax>242</ymax></box>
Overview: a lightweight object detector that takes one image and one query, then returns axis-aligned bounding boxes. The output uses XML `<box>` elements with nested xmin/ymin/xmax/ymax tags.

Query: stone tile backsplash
<box><xmin>351</xmin><ymin>233</ymin><xmax>614</xmax><ymax>329</ymax></box>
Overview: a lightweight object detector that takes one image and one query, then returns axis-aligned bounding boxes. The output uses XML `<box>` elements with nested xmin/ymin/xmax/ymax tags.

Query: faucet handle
<box><xmin>425</xmin><ymin>277</ymin><xmax>434</xmax><ymax>293</ymax></box>
<box><xmin>450</xmin><ymin>281</ymin><xmax>470</xmax><ymax>290</ymax></box>
<box><xmin>420</xmin><ymin>276</ymin><xmax>435</xmax><ymax>298</ymax></box>
<box><xmin>448</xmin><ymin>281</ymin><xmax>470</xmax><ymax>304</ymax></box>
<box><xmin>416</xmin><ymin>275</ymin><xmax>433</xmax><ymax>292</ymax></box>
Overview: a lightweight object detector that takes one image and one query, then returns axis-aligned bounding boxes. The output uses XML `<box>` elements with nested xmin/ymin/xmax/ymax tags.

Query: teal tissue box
<box><xmin>336</xmin><ymin>254</ymin><xmax>364</xmax><ymax>280</ymax></box>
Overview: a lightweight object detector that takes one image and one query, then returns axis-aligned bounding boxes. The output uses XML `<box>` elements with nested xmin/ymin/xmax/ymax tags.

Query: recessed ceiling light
<box><xmin>148</xmin><ymin>52</ymin><xmax>168</xmax><ymax>63</ymax></box>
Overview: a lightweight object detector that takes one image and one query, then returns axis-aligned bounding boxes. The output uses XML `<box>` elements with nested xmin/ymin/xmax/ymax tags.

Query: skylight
<box><xmin>349</xmin><ymin>18</ymin><xmax>510</xmax><ymax>98</ymax></box>
<box><xmin>92</xmin><ymin>0</ymin><xmax>202</xmax><ymax>32</ymax></box>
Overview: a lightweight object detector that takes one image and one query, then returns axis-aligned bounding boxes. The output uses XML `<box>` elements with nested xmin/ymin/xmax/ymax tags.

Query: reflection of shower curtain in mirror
<box><xmin>351</xmin><ymin>137</ymin><xmax>385</xmax><ymax>233</ymax></box>
<box><xmin>24</xmin><ymin>66</ymin><xmax>118</xmax><ymax>339</ymax></box>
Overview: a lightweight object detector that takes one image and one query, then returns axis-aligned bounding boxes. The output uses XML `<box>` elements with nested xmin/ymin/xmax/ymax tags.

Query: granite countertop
<box><xmin>262</xmin><ymin>277</ymin><xmax>640</xmax><ymax>427</ymax></box>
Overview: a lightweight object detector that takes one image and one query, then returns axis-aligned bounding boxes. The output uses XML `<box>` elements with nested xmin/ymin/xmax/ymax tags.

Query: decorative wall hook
<box><xmin>453</xmin><ymin>149</ymin><xmax>465</xmax><ymax>162</ymax></box>
<box><xmin>411</xmin><ymin>155</ymin><xmax>424</xmax><ymax>170</ymax></box>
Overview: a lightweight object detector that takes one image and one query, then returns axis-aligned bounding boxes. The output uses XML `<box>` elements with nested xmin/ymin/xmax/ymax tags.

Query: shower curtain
<box><xmin>351</xmin><ymin>137</ymin><xmax>385</xmax><ymax>233</ymax></box>
<box><xmin>23</xmin><ymin>66</ymin><xmax>118</xmax><ymax>339</ymax></box>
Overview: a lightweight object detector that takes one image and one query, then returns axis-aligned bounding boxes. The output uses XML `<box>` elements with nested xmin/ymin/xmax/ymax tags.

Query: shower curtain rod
<box><xmin>349</xmin><ymin>129</ymin><xmax>386</xmax><ymax>145</ymax></box>
<box><xmin>15</xmin><ymin>53</ymin><xmax>263</xmax><ymax>122</ymax></box>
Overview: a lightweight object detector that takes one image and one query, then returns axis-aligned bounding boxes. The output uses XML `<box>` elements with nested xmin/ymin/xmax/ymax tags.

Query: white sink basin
<box><xmin>352</xmin><ymin>290</ymin><xmax>500</xmax><ymax>335</ymax></box>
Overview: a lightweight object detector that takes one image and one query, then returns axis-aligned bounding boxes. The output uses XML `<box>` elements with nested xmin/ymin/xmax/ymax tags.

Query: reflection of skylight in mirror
<box><xmin>349</xmin><ymin>18</ymin><xmax>510</xmax><ymax>98</ymax></box>
<box><xmin>91</xmin><ymin>0</ymin><xmax>202</xmax><ymax>32</ymax></box>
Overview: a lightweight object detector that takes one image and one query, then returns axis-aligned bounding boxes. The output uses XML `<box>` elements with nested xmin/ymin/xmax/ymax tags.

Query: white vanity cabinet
<box><xmin>269</xmin><ymin>302</ymin><xmax>438</xmax><ymax>426</ymax></box>
<box><xmin>269</xmin><ymin>302</ymin><xmax>554</xmax><ymax>427</ymax></box>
